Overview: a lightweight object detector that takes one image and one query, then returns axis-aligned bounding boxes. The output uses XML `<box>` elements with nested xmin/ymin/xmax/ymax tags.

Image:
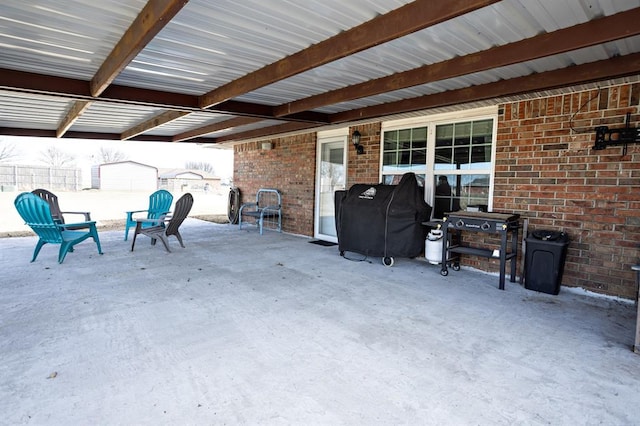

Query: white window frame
<box><xmin>380</xmin><ymin>106</ymin><xmax>498</xmax><ymax>211</ymax></box>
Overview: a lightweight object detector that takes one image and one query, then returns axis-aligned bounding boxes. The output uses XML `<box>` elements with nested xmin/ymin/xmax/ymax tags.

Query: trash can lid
<box><xmin>531</xmin><ymin>230</ymin><xmax>566</xmax><ymax>241</ymax></box>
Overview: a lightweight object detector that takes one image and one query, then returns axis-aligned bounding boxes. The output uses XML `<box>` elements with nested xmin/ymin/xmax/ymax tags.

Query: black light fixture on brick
<box><xmin>351</xmin><ymin>130</ymin><xmax>364</xmax><ymax>155</ymax></box>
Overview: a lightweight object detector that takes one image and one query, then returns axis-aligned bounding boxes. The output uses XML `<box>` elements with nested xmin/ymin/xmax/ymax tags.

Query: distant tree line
<box><xmin>1</xmin><ymin>139</ymin><xmax>217</xmax><ymax>175</ymax></box>
<box><xmin>185</xmin><ymin>161</ymin><xmax>215</xmax><ymax>174</ymax></box>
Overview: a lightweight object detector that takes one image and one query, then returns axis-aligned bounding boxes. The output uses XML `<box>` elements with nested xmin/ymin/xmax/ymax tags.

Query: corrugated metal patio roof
<box><xmin>1</xmin><ymin>0</ymin><xmax>640</xmax><ymax>145</ymax></box>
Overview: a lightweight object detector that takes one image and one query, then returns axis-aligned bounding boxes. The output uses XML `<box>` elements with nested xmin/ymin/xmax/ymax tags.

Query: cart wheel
<box><xmin>440</xmin><ymin>269</ymin><xmax>449</xmax><ymax>276</ymax></box>
<box><xmin>382</xmin><ymin>257</ymin><xmax>394</xmax><ymax>267</ymax></box>
<box><xmin>452</xmin><ymin>263</ymin><xmax>461</xmax><ymax>271</ymax></box>
<box><xmin>340</xmin><ymin>251</ymin><xmax>344</xmax><ymax>257</ymax></box>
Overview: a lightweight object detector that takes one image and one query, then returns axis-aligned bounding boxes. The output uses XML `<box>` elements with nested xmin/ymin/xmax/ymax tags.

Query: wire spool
<box><xmin>227</xmin><ymin>187</ymin><xmax>240</xmax><ymax>224</ymax></box>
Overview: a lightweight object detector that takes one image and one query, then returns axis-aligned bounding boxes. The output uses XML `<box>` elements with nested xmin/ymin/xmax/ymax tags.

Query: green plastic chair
<box><xmin>31</xmin><ymin>188</ymin><xmax>92</xmax><ymax>230</ymax></box>
<box><xmin>14</xmin><ymin>192</ymin><xmax>103</xmax><ymax>264</ymax></box>
<box><xmin>124</xmin><ymin>189</ymin><xmax>173</xmax><ymax>241</ymax></box>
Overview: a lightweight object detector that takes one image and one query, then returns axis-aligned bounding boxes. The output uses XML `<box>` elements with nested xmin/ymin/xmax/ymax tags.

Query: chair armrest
<box><xmin>126</xmin><ymin>209</ymin><xmax>150</xmax><ymax>221</ymax></box>
<box><xmin>239</xmin><ymin>202</ymin><xmax>258</xmax><ymax>213</ymax></box>
<box><xmin>261</xmin><ymin>205</ymin><xmax>281</xmax><ymax>212</ymax></box>
<box><xmin>58</xmin><ymin>221</ymin><xmax>96</xmax><ymax>230</ymax></box>
<box><xmin>134</xmin><ymin>215</ymin><xmax>169</xmax><ymax>224</ymax></box>
<box><xmin>61</xmin><ymin>211</ymin><xmax>92</xmax><ymax>221</ymax></box>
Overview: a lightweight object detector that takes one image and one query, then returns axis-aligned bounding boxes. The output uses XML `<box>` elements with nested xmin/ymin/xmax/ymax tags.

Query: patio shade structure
<box><xmin>1</xmin><ymin>0</ymin><xmax>640</xmax><ymax>144</ymax></box>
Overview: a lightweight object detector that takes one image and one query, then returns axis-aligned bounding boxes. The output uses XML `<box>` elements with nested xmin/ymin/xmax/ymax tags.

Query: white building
<box><xmin>92</xmin><ymin>161</ymin><xmax>158</xmax><ymax>191</ymax></box>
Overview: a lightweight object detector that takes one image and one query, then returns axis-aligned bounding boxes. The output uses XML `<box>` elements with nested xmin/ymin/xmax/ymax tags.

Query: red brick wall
<box><xmin>495</xmin><ymin>83</ymin><xmax>640</xmax><ymax>298</ymax></box>
<box><xmin>233</xmin><ymin>124</ymin><xmax>383</xmax><ymax>237</ymax></box>
<box><xmin>234</xmin><ymin>133</ymin><xmax>316</xmax><ymax>236</ymax></box>
<box><xmin>347</xmin><ymin>123</ymin><xmax>382</xmax><ymax>186</ymax></box>
<box><xmin>233</xmin><ymin>83</ymin><xmax>640</xmax><ymax>298</ymax></box>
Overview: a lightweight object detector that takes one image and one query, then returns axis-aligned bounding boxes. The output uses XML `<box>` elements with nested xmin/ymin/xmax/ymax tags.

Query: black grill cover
<box><xmin>335</xmin><ymin>173</ymin><xmax>432</xmax><ymax>258</ymax></box>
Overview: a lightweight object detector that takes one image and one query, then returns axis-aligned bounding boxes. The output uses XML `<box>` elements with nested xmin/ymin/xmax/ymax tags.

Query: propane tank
<box><xmin>425</xmin><ymin>229</ymin><xmax>443</xmax><ymax>265</ymax></box>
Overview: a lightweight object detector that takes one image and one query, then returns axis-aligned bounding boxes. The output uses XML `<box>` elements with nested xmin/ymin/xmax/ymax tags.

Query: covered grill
<box><xmin>335</xmin><ymin>173</ymin><xmax>432</xmax><ymax>266</ymax></box>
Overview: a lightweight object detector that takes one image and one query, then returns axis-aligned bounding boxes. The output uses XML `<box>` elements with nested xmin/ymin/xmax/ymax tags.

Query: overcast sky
<box><xmin>1</xmin><ymin>135</ymin><xmax>233</xmax><ymax>177</ymax></box>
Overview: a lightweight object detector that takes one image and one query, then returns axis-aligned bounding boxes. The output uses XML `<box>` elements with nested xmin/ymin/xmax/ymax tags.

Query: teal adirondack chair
<box><xmin>124</xmin><ymin>190</ymin><xmax>173</xmax><ymax>240</ymax></box>
<box><xmin>14</xmin><ymin>192</ymin><xmax>103</xmax><ymax>264</ymax></box>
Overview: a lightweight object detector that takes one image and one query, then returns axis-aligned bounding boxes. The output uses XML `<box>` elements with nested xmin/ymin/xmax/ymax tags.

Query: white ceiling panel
<box><xmin>1</xmin><ymin>0</ymin><xmax>639</xmax><ymax>142</ymax></box>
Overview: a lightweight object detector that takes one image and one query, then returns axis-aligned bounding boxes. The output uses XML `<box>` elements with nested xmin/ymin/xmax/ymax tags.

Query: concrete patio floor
<box><xmin>1</xmin><ymin>219</ymin><xmax>638</xmax><ymax>425</ymax></box>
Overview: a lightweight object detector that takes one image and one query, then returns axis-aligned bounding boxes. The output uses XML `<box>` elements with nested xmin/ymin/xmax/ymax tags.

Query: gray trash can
<box><xmin>525</xmin><ymin>230</ymin><xmax>569</xmax><ymax>295</ymax></box>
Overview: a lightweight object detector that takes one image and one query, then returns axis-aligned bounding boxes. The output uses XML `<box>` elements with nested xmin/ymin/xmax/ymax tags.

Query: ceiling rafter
<box><xmin>172</xmin><ymin>117</ymin><xmax>265</xmax><ymax>142</ymax></box>
<box><xmin>216</xmin><ymin>52</ymin><xmax>640</xmax><ymax>142</ymax></box>
<box><xmin>0</xmin><ymin>69</ymin><xmax>331</xmax><ymax>123</ymax></box>
<box><xmin>198</xmin><ymin>0</ymin><xmax>500</xmax><ymax>108</ymax></box>
<box><xmin>200</xmin><ymin>2</ymin><xmax>640</xmax><ymax>138</ymax></box>
<box><xmin>214</xmin><ymin>122</ymin><xmax>320</xmax><ymax>144</ymax></box>
<box><xmin>1</xmin><ymin>2</ymin><xmax>639</xmax><ymax>144</ymax></box>
<box><xmin>0</xmin><ymin>127</ymin><xmax>216</xmax><ymax>143</ymax></box>
<box><xmin>329</xmin><ymin>52</ymin><xmax>640</xmax><ymax>123</ymax></box>
<box><xmin>121</xmin><ymin>110</ymin><xmax>191</xmax><ymax>140</ymax></box>
<box><xmin>273</xmin><ymin>8</ymin><xmax>640</xmax><ymax>118</ymax></box>
<box><xmin>56</xmin><ymin>100</ymin><xmax>93</xmax><ymax>138</ymax></box>
<box><xmin>90</xmin><ymin>0</ymin><xmax>189</xmax><ymax>97</ymax></box>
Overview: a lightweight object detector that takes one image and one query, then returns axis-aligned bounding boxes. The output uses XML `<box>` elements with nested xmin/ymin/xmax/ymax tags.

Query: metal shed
<box><xmin>96</xmin><ymin>161</ymin><xmax>158</xmax><ymax>191</ymax></box>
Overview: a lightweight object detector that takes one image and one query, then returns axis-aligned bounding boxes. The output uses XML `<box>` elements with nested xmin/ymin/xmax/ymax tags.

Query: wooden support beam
<box><xmin>90</xmin><ymin>0</ymin><xmax>189</xmax><ymax>97</ymax></box>
<box><xmin>172</xmin><ymin>116</ymin><xmax>264</xmax><ymax>142</ymax></box>
<box><xmin>0</xmin><ymin>69</ymin><xmax>330</xmax><ymax>123</ymax></box>
<box><xmin>273</xmin><ymin>7</ymin><xmax>640</xmax><ymax>117</ymax></box>
<box><xmin>57</xmin><ymin>100</ymin><xmax>92</xmax><ymax>138</ymax></box>
<box><xmin>121</xmin><ymin>110</ymin><xmax>191</xmax><ymax>140</ymax></box>
<box><xmin>213</xmin><ymin>121</ymin><xmax>319</xmax><ymax>143</ymax></box>
<box><xmin>212</xmin><ymin>52</ymin><xmax>640</xmax><ymax>143</ymax></box>
<box><xmin>330</xmin><ymin>52</ymin><xmax>640</xmax><ymax>123</ymax></box>
<box><xmin>199</xmin><ymin>0</ymin><xmax>499</xmax><ymax>108</ymax></box>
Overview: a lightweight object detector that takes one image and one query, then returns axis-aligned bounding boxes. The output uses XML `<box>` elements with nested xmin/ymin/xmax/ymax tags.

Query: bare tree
<box><xmin>0</xmin><ymin>140</ymin><xmax>19</xmax><ymax>163</ymax></box>
<box><xmin>185</xmin><ymin>161</ymin><xmax>215</xmax><ymax>174</ymax></box>
<box><xmin>98</xmin><ymin>146</ymin><xmax>128</xmax><ymax>163</ymax></box>
<box><xmin>39</xmin><ymin>146</ymin><xmax>76</xmax><ymax>167</ymax></box>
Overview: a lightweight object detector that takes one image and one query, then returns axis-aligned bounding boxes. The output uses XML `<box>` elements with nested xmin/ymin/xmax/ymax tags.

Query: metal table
<box><xmin>440</xmin><ymin>211</ymin><xmax>520</xmax><ymax>290</ymax></box>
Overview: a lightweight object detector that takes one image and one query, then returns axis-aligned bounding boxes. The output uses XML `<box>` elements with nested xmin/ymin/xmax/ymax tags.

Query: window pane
<box><xmin>398</xmin><ymin>150</ymin><xmax>411</xmax><ymax>165</ymax></box>
<box><xmin>434</xmin><ymin>174</ymin><xmax>458</xmax><ymax>218</ymax></box>
<box><xmin>412</xmin><ymin>127</ymin><xmax>427</xmax><ymax>143</ymax></box>
<box><xmin>459</xmin><ymin>174</ymin><xmax>490</xmax><ymax>211</ymax></box>
<box><xmin>382</xmin><ymin>152</ymin><xmax>398</xmax><ymax>170</ymax></box>
<box><xmin>384</xmin><ymin>130</ymin><xmax>398</xmax><ymax>150</ymax></box>
<box><xmin>398</xmin><ymin>129</ymin><xmax>412</xmax><ymax>149</ymax></box>
<box><xmin>453</xmin><ymin>122</ymin><xmax>471</xmax><ymax>146</ymax></box>
<box><xmin>382</xmin><ymin>173</ymin><xmax>426</xmax><ymax>186</ymax></box>
<box><xmin>412</xmin><ymin>139</ymin><xmax>427</xmax><ymax>149</ymax></box>
<box><xmin>435</xmin><ymin>147</ymin><xmax>453</xmax><ymax>165</ymax></box>
<box><xmin>453</xmin><ymin>146</ymin><xmax>469</xmax><ymax>166</ymax></box>
<box><xmin>436</xmin><ymin>125</ymin><xmax>453</xmax><ymax>147</ymax></box>
<box><xmin>382</xmin><ymin>175</ymin><xmax>395</xmax><ymax>185</ymax></box>
<box><xmin>472</xmin><ymin>119</ymin><xmax>493</xmax><ymax>139</ymax></box>
<box><xmin>470</xmin><ymin>144</ymin><xmax>492</xmax><ymax>165</ymax></box>
<box><xmin>429</xmin><ymin>118</ymin><xmax>494</xmax><ymax>213</ymax></box>
<box><xmin>411</xmin><ymin>149</ymin><xmax>426</xmax><ymax>167</ymax></box>
<box><xmin>382</xmin><ymin>126</ymin><xmax>428</xmax><ymax>180</ymax></box>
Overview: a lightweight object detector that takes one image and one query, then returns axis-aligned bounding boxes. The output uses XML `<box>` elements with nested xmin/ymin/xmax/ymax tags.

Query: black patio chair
<box><xmin>130</xmin><ymin>193</ymin><xmax>194</xmax><ymax>253</ymax></box>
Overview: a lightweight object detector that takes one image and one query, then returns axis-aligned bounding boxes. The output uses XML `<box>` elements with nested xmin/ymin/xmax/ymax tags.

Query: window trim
<box><xmin>381</xmin><ymin>106</ymin><xmax>498</xmax><ymax>211</ymax></box>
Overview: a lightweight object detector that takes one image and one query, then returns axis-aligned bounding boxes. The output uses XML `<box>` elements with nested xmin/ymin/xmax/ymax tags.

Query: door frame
<box><xmin>314</xmin><ymin>128</ymin><xmax>348</xmax><ymax>242</ymax></box>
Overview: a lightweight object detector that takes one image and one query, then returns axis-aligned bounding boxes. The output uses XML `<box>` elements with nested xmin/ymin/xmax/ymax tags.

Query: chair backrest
<box><xmin>31</xmin><ymin>188</ymin><xmax>64</xmax><ymax>223</ymax></box>
<box><xmin>15</xmin><ymin>192</ymin><xmax>63</xmax><ymax>243</ymax></box>
<box><xmin>148</xmin><ymin>190</ymin><xmax>173</xmax><ymax>220</ymax></box>
<box><xmin>256</xmin><ymin>188</ymin><xmax>281</xmax><ymax>209</ymax></box>
<box><xmin>166</xmin><ymin>193</ymin><xmax>194</xmax><ymax>236</ymax></box>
